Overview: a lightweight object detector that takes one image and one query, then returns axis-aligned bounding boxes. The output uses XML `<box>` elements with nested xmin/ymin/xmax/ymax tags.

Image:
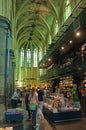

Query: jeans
<box><xmin>39</xmin><ymin>101</ymin><xmax>43</xmax><ymax>112</ymax></box>
<box><xmin>27</xmin><ymin>108</ymin><xmax>31</xmax><ymax>119</ymax></box>
<box><xmin>32</xmin><ymin>107</ymin><xmax>37</xmax><ymax>126</ymax></box>
<box><xmin>11</xmin><ymin>99</ymin><xmax>18</xmax><ymax>108</ymax></box>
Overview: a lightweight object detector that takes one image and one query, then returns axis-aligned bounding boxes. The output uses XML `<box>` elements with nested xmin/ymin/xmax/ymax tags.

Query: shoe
<box><xmin>32</xmin><ymin>124</ymin><xmax>39</xmax><ymax>128</ymax></box>
<box><xmin>26</xmin><ymin>118</ymin><xmax>31</xmax><ymax>121</ymax></box>
<box><xmin>33</xmin><ymin>126</ymin><xmax>36</xmax><ymax>128</ymax></box>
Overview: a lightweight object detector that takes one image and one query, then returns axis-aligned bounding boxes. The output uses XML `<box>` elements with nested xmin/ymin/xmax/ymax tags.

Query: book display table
<box><xmin>5</xmin><ymin>108</ymin><xmax>23</xmax><ymax>123</ymax></box>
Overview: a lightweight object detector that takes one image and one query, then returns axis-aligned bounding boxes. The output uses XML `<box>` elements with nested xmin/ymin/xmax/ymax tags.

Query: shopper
<box><xmin>71</xmin><ymin>84</ymin><xmax>80</xmax><ymax>108</ymax></box>
<box><xmin>11</xmin><ymin>89</ymin><xmax>20</xmax><ymax>108</ymax></box>
<box><xmin>25</xmin><ymin>88</ymin><xmax>31</xmax><ymax>121</ymax></box>
<box><xmin>29</xmin><ymin>87</ymin><xmax>39</xmax><ymax>128</ymax></box>
<box><xmin>37</xmin><ymin>86</ymin><xmax>44</xmax><ymax>112</ymax></box>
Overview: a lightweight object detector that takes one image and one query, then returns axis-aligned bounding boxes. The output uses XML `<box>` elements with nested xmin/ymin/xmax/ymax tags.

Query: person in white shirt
<box><xmin>11</xmin><ymin>89</ymin><xmax>20</xmax><ymax>108</ymax></box>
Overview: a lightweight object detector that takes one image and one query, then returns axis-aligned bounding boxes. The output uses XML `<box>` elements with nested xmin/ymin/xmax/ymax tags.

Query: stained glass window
<box><xmin>39</xmin><ymin>49</ymin><xmax>42</xmax><ymax>61</ymax></box>
<box><xmin>33</xmin><ymin>48</ymin><xmax>37</xmax><ymax>67</ymax></box>
<box><xmin>27</xmin><ymin>48</ymin><xmax>31</xmax><ymax>67</ymax></box>
<box><xmin>20</xmin><ymin>48</ymin><xmax>24</xmax><ymax>67</ymax></box>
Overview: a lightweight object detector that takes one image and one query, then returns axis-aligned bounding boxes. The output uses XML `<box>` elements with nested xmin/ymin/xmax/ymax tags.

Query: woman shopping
<box><xmin>28</xmin><ymin>87</ymin><xmax>39</xmax><ymax>129</ymax></box>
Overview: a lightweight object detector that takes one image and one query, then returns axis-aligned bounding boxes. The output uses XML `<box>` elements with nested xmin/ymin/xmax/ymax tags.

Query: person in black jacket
<box><xmin>37</xmin><ymin>86</ymin><xmax>44</xmax><ymax>112</ymax></box>
<box><xmin>25</xmin><ymin>89</ymin><xmax>31</xmax><ymax>121</ymax></box>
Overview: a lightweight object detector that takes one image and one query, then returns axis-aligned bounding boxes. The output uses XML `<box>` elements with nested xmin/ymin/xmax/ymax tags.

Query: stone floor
<box><xmin>0</xmin><ymin>99</ymin><xmax>86</xmax><ymax>130</ymax></box>
<box><xmin>1</xmin><ymin>112</ymin><xmax>86</xmax><ymax>130</ymax></box>
<box><xmin>54</xmin><ymin>118</ymin><xmax>86</xmax><ymax>130</ymax></box>
<box><xmin>1</xmin><ymin>117</ymin><xmax>86</xmax><ymax>130</ymax></box>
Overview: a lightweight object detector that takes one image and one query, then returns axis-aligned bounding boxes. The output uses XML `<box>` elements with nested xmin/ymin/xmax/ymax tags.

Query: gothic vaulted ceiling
<box><xmin>14</xmin><ymin>0</ymin><xmax>81</xmax><ymax>50</ymax></box>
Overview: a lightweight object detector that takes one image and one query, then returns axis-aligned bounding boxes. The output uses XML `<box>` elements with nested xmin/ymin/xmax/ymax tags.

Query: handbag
<box><xmin>29</xmin><ymin>103</ymin><xmax>37</xmax><ymax>110</ymax></box>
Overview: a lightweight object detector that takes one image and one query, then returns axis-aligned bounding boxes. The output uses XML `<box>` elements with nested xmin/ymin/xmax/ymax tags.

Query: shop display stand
<box><xmin>5</xmin><ymin>109</ymin><xmax>23</xmax><ymax>123</ymax></box>
<box><xmin>43</xmin><ymin>75</ymin><xmax>82</xmax><ymax>123</ymax></box>
<box><xmin>43</xmin><ymin>106</ymin><xmax>82</xmax><ymax>123</ymax></box>
<box><xmin>81</xmin><ymin>77</ymin><xmax>86</xmax><ymax>114</ymax></box>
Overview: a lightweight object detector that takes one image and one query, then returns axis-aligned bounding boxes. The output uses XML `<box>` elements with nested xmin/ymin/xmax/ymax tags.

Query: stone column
<box><xmin>0</xmin><ymin>16</ymin><xmax>10</xmax><ymax>121</ymax></box>
<box><xmin>8</xmin><ymin>49</ymin><xmax>15</xmax><ymax>105</ymax></box>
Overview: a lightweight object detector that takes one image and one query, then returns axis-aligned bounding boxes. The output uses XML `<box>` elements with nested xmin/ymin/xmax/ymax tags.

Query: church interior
<box><xmin>0</xmin><ymin>0</ymin><xmax>86</xmax><ymax>129</ymax></box>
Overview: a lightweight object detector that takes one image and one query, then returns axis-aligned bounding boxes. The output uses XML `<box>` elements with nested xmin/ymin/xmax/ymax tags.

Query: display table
<box><xmin>5</xmin><ymin>108</ymin><xmax>23</xmax><ymax>123</ymax></box>
<box><xmin>43</xmin><ymin>106</ymin><xmax>82</xmax><ymax>123</ymax></box>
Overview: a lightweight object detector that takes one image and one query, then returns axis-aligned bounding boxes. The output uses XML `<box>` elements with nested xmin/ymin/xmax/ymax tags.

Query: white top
<box><xmin>12</xmin><ymin>91</ymin><xmax>19</xmax><ymax>100</ymax></box>
<box><xmin>29</xmin><ymin>92</ymin><xmax>38</xmax><ymax>105</ymax></box>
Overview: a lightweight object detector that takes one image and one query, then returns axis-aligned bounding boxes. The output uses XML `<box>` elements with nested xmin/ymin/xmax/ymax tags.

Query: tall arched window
<box><xmin>55</xmin><ymin>20</ymin><xmax>59</xmax><ymax>35</ymax></box>
<box><xmin>20</xmin><ymin>48</ymin><xmax>24</xmax><ymax>67</ymax></box>
<box><xmin>65</xmin><ymin>0</ymin><xmax>71</xmax><ymax>20</ymax></box>
<box><xmin>39</xmin><ymin>69</ymin><xmax>43</xmax><ymax>76</ymax></box>
<box><xmin>27</xmin><ymin>48</ymin><xmax>31</xmax><ymax>67</ymax></box>
<box><xmin>33</xmin><ymin>48</ymin><xmax>37</xmax><ymax>67</ymax></box>
<box><xmin>39</xmin><ymin>49</ymin><xmax>42</xmax><ymax>61</ymax></box>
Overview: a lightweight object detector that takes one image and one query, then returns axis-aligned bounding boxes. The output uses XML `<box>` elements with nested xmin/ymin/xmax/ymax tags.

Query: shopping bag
<box><xmin>37</xmin><ymin>107</ymin><xmax>44</xmax><ymax>120</ymax></box>
<box><xmin>29</xmin><ymin>103</ymin><xmax>37</xmax><ymax>110</ymax></box>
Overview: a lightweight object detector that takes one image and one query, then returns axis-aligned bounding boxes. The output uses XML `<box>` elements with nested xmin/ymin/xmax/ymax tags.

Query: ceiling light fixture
<box><xmin>48</xmin><ymin>58</ymin><xmax>51</xmax><ymax>61</ymax></box>
<box><xmin>76</xmin><ymin>31</ymin><xmax>81</xmax><ymax>37</ymax></box>
<box><xmin>61</xmin><ymin>46</ymin><xmax>64</xmax><ymax>50</ymax></box>
<box><xmin>69</xmin><ymin>40</ymin><xmax>73</xmax><ymax>44</ymax></box>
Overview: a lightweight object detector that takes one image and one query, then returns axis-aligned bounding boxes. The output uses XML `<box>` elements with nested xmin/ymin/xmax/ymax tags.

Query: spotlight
<box><xmin>76</xmin><ymin>31</ymin><xmax>81</xmax><ymax>37</ymax></box>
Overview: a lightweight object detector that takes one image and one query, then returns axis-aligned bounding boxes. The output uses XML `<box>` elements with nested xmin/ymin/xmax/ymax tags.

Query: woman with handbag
<box><xmin>28</xmin><ymin>87</ymin><xmax>39</xmax><ymax>128</ymax></box>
